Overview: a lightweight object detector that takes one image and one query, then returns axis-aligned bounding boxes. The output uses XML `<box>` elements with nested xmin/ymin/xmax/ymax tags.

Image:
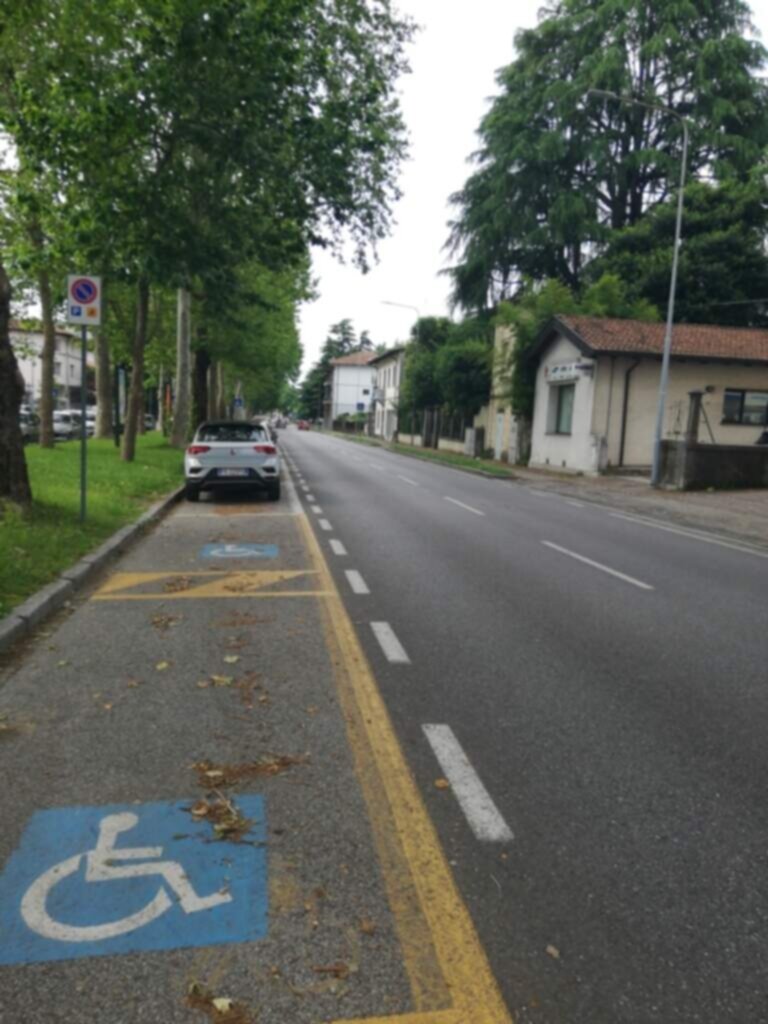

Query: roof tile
<box><xmin>559</xmin><ymin>315</ymin><xmax>768</xmax><ymax>363</ymax></box>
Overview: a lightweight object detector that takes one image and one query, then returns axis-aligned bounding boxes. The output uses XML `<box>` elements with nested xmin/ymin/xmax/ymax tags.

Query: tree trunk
<box><xmin>170</xmin><ymin>287</ymin><xmax>191</xmax><ymax>447</ymax></box>
<box><xmin>192</xmin><ymin>345</ymin><xmax>210</xmax><ymax>432</ymax></box>
<box><xmin>207</xmin><ymin>362</ymin><xmax>217</xmax><ymax>420</ymax></box>
<box><xmin>37</xmin><ymin>267</ymin><xmax>56</xmax><ymax>448</ymax></box>
<box><xmin>215</xmin><ymin>363</ymin><xmax>226</xmax><ymax>418</ymax></box>
<box><xmin>157</xmin><ymin>365</ymin><xmax>165</xmax><ymax>434</ymax></box>
<box><xmin>121</xmin><ymin>277</ymin><xmax>150</xmax><ymax>462</ymax></box>
<box><xmin>94</xmin><ymin>329</ymin><xmax>113</xmax><ymax>439</ymax></box>
<box><xmin>0</xmin><ymin>262</ymin><xmax>32</xmax><ymax>505</ymax></box>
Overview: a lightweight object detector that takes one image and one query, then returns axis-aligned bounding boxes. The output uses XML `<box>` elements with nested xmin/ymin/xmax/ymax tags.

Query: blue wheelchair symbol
<box><xmin>0</xmin><ymin>798</ymin><xmax>267</xmax><ymax>964</ymax></box>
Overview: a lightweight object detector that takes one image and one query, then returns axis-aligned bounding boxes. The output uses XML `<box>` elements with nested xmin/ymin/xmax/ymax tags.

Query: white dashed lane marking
<box><xmin>370</xmin><ymin>622</ymin><xmax>410</xmax><ymax>664</ymax></box>
<box><xmin>318</xmin><ymin>519</ymin><xmax>332</xmax><ymax>531</ymax></box>
<box><xmin>310</xmin><ymin>505</ymin><xmax>323</xmax><ymax>515</ymax></box>
<box><xmin>345</xmin><ymin>570</ymin><xmax>370</xmax><ymax>595</ymax></box>
<box><xmin>397</xmin><ymin>475</ymin><xmax>419</xmax><ymax>486</ymax></box>
<box><xmin>422</xmin><ymin>724</ymin><xmax>513</xmax><ymax>842</ymax></box>
<box><xmin>444</xmin><ymin>496</ymin><xmax>485</xmax><ymax>517</ymax></box>
<box><xmin>541</xmin><ymin>541</ymin><xmax>654</xmax><ymax>591</ymax></box>
<box><xmin>329</xmin><ymin>539</ymin><xmax>347</xmax><ymax>556</ymax></box>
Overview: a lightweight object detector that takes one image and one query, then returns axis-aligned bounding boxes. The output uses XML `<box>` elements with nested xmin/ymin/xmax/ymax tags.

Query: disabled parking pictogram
<box><xmin>0</xmin><ymin>798</ymin><xmax>267</xmax><ymax>964</ymax></box>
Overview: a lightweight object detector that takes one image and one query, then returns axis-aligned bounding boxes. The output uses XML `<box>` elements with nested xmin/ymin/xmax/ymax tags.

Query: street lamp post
<box><xmin>587</xmin><ymin>90</ymin><xmax>689</xmax><ymax>487</ymax></box>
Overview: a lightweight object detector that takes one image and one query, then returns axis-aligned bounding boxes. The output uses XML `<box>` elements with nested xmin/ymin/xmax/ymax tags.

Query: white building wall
<box><xmin>370</xmin><ymin>351</ymin><xmax>405</xmax><ymax>440</ymax></box>
<box><xmin>530</xmin><ymin>336</ymin><xmax>599</xmax><ymax>473</ymax></box>
<box><xmin>11</xmin><ymin>330</ymin><xmax>89</xmax><ymax>409</ymax></box>
<box><xmin>332</xmin><ymin>365</ymin><xmax>374</xmax><ymax>418</ymax></box>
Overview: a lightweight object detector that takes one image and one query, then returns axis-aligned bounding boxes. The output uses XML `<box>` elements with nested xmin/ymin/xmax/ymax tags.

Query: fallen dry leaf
<box><xmin>57</xmin><ymin>659</ymin><xmax>69</xmax><ymax>668</ymax></box>
<box><xmin>186</xmin><ymin>981</ymin><xmax>255</xmax><ymax>1023</ymax></box>
<box><xmin>546</xmin><ymin>944</ymin><xmax>561</xmax><ymax>960</ymax></box>
<box><xmin>188</xmin><ymin>795</ymin><xmax>254</xmax><ymax>843</ymax></box>
<box><xmin>434</xmin><ymin>778</ymin><xmax>450</xmax><ymax>790</ymax></box>
<box><xmin>211</xmin><ymin>675</ymin><xmax>234</xmax><ymax>687</ymax></box>
<box><xmin>126</xmin><ymin>678</ymin><xmax>142</xmax><ymax>689</ymax></box>
<box><xmin>312</xmin><ymin>962</ymin><xmax>350</xmax><ymax>980</ymax></box>
<box><xmin>223</xmin><ymin>655</ymin><xmax>240</xmax><ymax>665</ymax></box>
<box><xmin>151</xmin><ymin>613</ymin><xmax>182</xmax><ymax>632</ymax></box>
<box><xmin>164</xmin><ymin>576</ymin><xmax>193</xmax><ymax>593</ymax></box>
<box><xmin>102</xmin><ymin>703</ymin><xmax>113</xmax><ymax>711</ymax></box>
<box><xmin>360</xmin><ymin>918</ymin><xmax>376</xmax><ymax>936</ymax></box>
<box><xmin>155</xmin><ymin>661</ymin><xmax>171</xmax><ymax>672</ymax></box>
<box><xmin>193</xmin><ymin>756</ymin><xmax>308</xmax><ymax>789</ymax></box>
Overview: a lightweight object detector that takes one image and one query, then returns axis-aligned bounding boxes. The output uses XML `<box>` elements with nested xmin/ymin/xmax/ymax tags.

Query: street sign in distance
<box><xmin>67</xmin><ymin>275</ymin><xmax>102</xmax><ymax>326</ymax></box>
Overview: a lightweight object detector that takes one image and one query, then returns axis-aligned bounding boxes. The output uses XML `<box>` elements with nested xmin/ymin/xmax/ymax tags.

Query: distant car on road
<box><xmin>297</xmin><ymin>420</ymin><xmax>310</xmax><ymax>431</ymax></box>
<box><xmin>184</xmin><ymin>421</ymin><xmax>280</xmax><ymax>502</ymax></box>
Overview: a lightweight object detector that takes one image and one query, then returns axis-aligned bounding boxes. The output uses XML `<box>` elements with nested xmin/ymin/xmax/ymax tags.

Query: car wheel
<box><xmin>185</xmin><ymin>485</ymin><xmax>201</xmax><ymax>502</ymax></box>
<box><xmin>268</xmin><ymin>481</ymin><xmax>281</xmax><ymax>502</ymax></box>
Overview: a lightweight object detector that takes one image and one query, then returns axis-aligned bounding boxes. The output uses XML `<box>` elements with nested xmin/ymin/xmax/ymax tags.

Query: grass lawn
<box><xmin>332</xmin><ymin>430</ymin><xmax>518</xmax><ymax>479</ymax></box>
<box><xmin>0</xmin><ymin>434</ymin><xmax>183</xmax><ymax>618</ymax></box>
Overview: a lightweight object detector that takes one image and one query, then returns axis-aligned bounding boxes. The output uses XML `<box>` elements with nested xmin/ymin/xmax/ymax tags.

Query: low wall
<box><xmin>660</xmin><ymin>440</ymin><xmax>768</xmax><ymax>490</ymax></box>
<box><xmin>438</xmin><ymin>438</ymin><xmax>465</xmax><ymax>455</ymax></box>
<box><xmin>397</xmin><ymin>434</ymin><xmax>423</xmax><ymax>448</ymax></box>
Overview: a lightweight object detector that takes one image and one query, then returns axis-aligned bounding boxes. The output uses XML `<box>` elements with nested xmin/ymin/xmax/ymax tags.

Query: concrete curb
<box><xmin>0</xmin><ymin>486</ymin><xmax>184</xmax><ymax>657</ymax></box>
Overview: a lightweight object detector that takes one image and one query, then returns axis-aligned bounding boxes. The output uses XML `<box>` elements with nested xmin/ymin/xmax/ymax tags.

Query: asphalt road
<box><xmin>281</xmin><ymin>428</ymin><xmax>768</xmax><ymax>1024</ymax></box>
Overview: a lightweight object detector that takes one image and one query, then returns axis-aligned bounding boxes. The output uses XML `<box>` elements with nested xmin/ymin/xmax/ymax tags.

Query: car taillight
<box><xmin>253</xmin><ymin>444</ymin><xmax>276</xmax><ymax>454</ymax></box>
<box><xmin>187</xmin><ymin>445</ymin><xmax>210</xmax><ymax>455</ymax></box>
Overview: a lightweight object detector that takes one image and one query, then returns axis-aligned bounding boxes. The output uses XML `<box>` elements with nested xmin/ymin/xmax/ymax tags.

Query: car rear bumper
<box><xmin>185</xmin><ymin>467</ymin><xmax>280</xmax><ymax>491</ymax></box>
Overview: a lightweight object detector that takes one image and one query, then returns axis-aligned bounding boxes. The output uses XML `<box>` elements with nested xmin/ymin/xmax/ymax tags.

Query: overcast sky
<box><xmin>297</xmin><ymin>0</ymin><xmax>768</xmax><ymax>376</ymax></box>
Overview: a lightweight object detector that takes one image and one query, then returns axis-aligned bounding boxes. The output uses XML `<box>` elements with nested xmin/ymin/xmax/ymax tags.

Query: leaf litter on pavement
<box><xmin>192</xmin><ymin>755</ymin><xmax>307</xmax><ymax>788</ymax></box>
<box><xmin>186</xmin><ymin>981</ymin><xmax>255</xmax><ymax>1024</ymax></box>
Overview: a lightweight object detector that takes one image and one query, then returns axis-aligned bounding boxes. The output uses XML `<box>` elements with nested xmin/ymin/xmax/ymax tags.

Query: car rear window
<box><xmin>197</xmin><ymin>424</ymin><xmax>268</xmax><ymax>442</ymax></box>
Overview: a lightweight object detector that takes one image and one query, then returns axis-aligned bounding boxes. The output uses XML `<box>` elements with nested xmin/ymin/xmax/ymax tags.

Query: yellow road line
<box><xmin>297</xmin><ymin>514</ymin><xmax>513</xmax><ymax>1024</ymax></box>
<box><xmin>92</xmin><ymin>570</ymin><xmax>322</xmax><ymax>601</ymax></box>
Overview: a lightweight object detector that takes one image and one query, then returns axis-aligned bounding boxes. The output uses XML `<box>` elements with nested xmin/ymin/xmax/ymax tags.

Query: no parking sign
<box><xmin>66</xmin><ymin>275</ymin><xmax>102</xmax><ymax>326</ymax></box>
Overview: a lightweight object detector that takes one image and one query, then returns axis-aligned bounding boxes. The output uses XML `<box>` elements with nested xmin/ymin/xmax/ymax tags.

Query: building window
<box><xmin>554</xmin><ymin>384</ymin><xmax>575</xmax><ymax>435</ymax></box>
<box><xmin>362</xmin><ymin>388</ymin><xmax>370</xmax><ymax>395</ymax></box>
<box><xmin>722</xmin><ymin>389</ymin><xmax>768</xmax><ymax>426</ymax></box>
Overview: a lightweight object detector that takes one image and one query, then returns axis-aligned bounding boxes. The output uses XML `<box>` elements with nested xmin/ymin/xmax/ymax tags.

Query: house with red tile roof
<box><xmin>528</xmin><ymin>316</ymin><xmax>768</xmax><ymax>474</ymax></box>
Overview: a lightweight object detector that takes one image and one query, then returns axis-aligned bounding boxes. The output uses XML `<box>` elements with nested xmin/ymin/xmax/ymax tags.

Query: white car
<box><xmin>53</xmin><ymin>410</ymin><xmax>82</xmax><ymax>440</ymax></box>
<box><xmin>184</xmin><ymin>421</ymin><xmax>280</xmax><ymax>502</ymax></box>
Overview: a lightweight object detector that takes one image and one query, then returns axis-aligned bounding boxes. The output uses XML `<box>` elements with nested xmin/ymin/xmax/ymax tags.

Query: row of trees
<box><xmin>447</xmin><ymin>0</ymin><xmax>768</xmax><ymax>428</ymax></box>
<box><xmin>0</xmin><ymin>0</ymin><xmax>414</xmax><ymax>505</ymax></box>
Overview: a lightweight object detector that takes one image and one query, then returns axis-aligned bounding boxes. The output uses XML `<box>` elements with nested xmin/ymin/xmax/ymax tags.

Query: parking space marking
<box><xmin>422</xmin><ymin>726</ymin><xmax>513</xmax><ymax>842</ymax></box>
<box><xmin>329</xmin><ymin>540</ymin><xmax>348</xmax><ymax>556</ymax></box>
<box><xmin>92</xmin><ymin>570</ymin><xmax>330</xmax><ymax>600</ymax></box>
<box><xmin>345</xmin><ymin>570</ymin><xmax>371</xmax><ymax>595</ymax></box>
<box><xmin>370</xmin><ymin>622</ymin><xmax>411</xmax><ymax>664</ymax></box>
<box><xmin>0</xmin><ymin>798</ymin><xmax>267</xmax><ymax>965</ymax></box>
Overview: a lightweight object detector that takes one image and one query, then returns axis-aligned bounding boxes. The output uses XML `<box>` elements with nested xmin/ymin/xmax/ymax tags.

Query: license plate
<box><xmin>218</xmin><ymin>469</ymin><xmax>248</xmax><ymax>478</ymax></box>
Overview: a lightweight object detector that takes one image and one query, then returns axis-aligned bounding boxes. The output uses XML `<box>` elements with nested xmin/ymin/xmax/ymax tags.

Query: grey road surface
<box><xmin>281</xmin><ymin>428</ymin><xmax>768</xmax><ymax>1024</ymax></box>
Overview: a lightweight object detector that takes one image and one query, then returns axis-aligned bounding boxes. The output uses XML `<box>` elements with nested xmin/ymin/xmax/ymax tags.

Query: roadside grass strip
<box><xmin>0</xmin><ymin>435</ymin><xmax>182</xmax><ymax>618</ymax></box>
<box><xmin>297</xmin><ymin>514</ymin><xmax>513</xmax><ymax>1024</ymax></box>
<box><xmin>422</xmin><ymin>725</ymin><xmax>513</xmax><ymax>843</ymax></box>
<box><xmin>541</xmin><ymin>541</ymin><xmax>654</xmax><ymax>591</ymax></box>
<box><xmin>370</xmin><ymin>622</ymin><xmax>411</xmax><ymax>664</ymax></box>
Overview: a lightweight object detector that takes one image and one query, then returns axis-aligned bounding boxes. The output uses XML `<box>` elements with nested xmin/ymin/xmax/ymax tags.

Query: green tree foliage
<box><xmin>498</xmin><ymin>275</ymin><xmax>659</xmax><ymax>419</ymax></box>
<box><xmin>400</xmin><ymin>315</ymin><xmax>492</xmax><ymax>417</ymax></box>
<box><xmin>448</xmin><ymin>0</ymin><xmax>768</xmax><ymax>310</ymax></box>
<box><xmin>592</xmin><ymin>177</ymin><xmax>768</xmax><ymax>326</ymax></box>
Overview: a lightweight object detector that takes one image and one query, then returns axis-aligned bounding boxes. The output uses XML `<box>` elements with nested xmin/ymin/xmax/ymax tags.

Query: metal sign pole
<box><xmin>80</xmin><ymin>326</ymin><xmax>87</xmax><ymax>523</ymax></box>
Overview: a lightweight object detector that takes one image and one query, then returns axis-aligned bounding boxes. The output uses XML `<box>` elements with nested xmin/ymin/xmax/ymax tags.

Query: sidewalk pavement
<box><xmin>506</xmin><ymin>467</ymin><xmax>768</xmax><ymax>549</ymax></box>
<box><xmin>0</xmin><ymin>476</ymin><xmax>509</xmax><ymax>1024</ymax></box>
